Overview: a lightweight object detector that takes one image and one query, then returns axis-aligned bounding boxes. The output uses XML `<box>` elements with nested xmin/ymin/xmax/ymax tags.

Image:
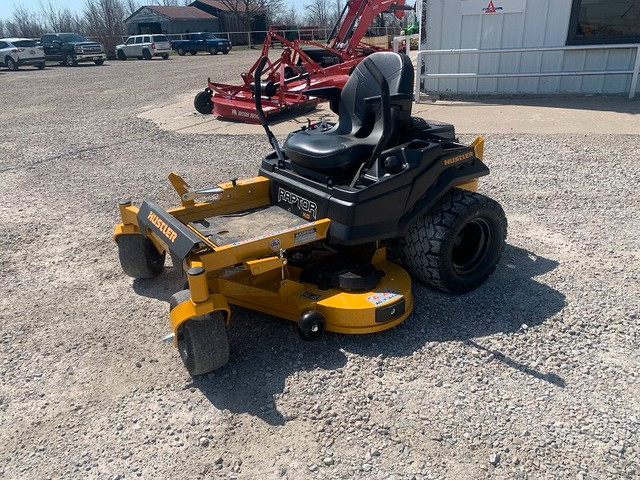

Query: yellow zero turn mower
<box><xmin>114</xmin><ymin>52</ymin><xmax>507</xmax><ymax>376</ymax></box>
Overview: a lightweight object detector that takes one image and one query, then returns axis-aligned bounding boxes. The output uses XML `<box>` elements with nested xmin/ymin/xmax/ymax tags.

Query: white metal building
<box><xmin>417</xmin><ymin>0</ymin><xmax>640</xmax><ymax>97</ymax></box>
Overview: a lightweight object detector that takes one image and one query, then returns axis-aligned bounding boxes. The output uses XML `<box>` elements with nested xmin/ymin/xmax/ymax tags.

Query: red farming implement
<box><xmin>193</xmin><ymin>0</ymin><xmax>412</xmax><ymax>123</ymax></box>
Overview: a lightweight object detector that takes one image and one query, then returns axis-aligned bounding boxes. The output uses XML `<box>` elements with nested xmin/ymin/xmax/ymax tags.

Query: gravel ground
<box><xmin>0</xmin><ymin>51</ymin><xmax>638</xmax><ymax>480</ymax></box>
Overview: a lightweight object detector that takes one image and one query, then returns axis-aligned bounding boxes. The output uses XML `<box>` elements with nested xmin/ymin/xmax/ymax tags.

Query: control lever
<box><xmin>181</xmin><ymin>187</ymin><xmax>224</xmax><ymax>202</ymax></box>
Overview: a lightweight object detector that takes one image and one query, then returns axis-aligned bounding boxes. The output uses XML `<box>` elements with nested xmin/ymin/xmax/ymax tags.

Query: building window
<box><xmin>567</xmin><ymin>0</ymin><xmax>640</xmax><ymax>45</ymax></box>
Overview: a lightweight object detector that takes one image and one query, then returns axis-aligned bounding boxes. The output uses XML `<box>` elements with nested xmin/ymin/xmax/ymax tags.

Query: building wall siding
<box><xmin>420</xmin><ymin>0</ymin><xmax>639</xmax><ymax>96</ymax></box>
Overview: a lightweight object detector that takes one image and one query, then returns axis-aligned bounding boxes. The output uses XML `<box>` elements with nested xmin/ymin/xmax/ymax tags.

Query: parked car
<box><xmin>116</xmin><ymin>35</ymin><xmax>171</xmax><ymax>61</ymax></box>
<box><xmin>40</xmin><ymin>33</ymin><xmax>106</xmax><ymax>66</ymax></box>
<box><xmin>170</xmin><ymin>33</ymin><xmax>232</xmax><ymax>56</ymax></box>
<box><xmin>0</xmin><ymin>38</ymin><xmax>45</xmax><ymax>70</ymax></box>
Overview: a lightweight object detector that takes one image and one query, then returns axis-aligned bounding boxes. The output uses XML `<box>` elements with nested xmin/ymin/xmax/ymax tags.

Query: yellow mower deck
<box><xmin>114</xmin><ymin>174</ymin><xmax>412</xmax><ymax>341</ymax></box>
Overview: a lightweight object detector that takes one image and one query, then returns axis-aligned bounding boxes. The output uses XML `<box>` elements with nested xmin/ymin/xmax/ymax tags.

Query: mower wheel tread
<box><xmin>170</xmin><ymin>290</ymin><xmax>229</xmax><ymax>376</ymax></box>
<box><xmin>194</xmin><ymin>91</ymin><xmax>213</xmax><ymax>114</ymax></box>
<box><xmin>117</xmin><ymin>234</ymin><xmax>165</xmax><ymax>279</ymax></box>
<box><xmin>399</xmin><ymin>188</ymin><xmax>507</xmax><ymax>293</ymax></box>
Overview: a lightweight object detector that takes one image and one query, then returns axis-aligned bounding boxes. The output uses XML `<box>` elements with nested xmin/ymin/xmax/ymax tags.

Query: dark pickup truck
<box><xmin>170</xmin><ymin>33</ymin><xmax>232</xmax><ymax>56</ymax></box>
<box><xmin>40</xmin><ymin>33</ymin><xmax>106</xmax><ymax>66</ymax></box>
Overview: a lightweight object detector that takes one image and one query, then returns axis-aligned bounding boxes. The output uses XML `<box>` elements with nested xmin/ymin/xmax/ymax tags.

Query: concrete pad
<box><xmin>139</xmin><ymin>93</ymin><xmax>640</xmax><ymax>136</ymax></box>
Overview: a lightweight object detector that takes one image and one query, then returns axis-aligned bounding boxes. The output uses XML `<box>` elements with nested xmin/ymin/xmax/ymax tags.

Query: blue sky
<box><xmin>1</xmin><ymin>1</ymin><xmax>82</xmax><ymax>20</ymax></box>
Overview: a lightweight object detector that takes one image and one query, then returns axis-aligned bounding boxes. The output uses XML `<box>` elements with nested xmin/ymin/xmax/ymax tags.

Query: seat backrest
<box><xmin>334</xmin><ymin>52</ymin><xmax>414</xmax><ymax>138</ymax></box>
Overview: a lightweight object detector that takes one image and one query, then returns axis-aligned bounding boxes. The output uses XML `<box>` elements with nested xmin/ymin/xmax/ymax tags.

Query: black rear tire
<box><xmin>36</xmin><ymin>62</ymin><xmax>45</xmax><ymax>70</ymax></box>
<box><xmin>398</xmin><ymin>188</ymin><xmax>507</xmax><ymax>293</ymax></box>
<box><xmin>222</xmin><ymin>50</ymin><xmax>229</xmax><ymax>55</ymax></box>
<box><xmin>117</xmin><ymin>234</ymin><xmax>165</xmax><ymax>279</ymax></box>
<box><xmin>161</xmin><ymin>53</ymin><xmax>169</xmax><ymax>60</ymax></box>
<box><xmin>170</xmin><ymin>290</ymin><xmax>229</xmax><ymax>376</ymax></box>
<box><xmin>6</xmin><ymin>57</ymin><xmax>18</xmax><ymax>71</ymax></box>
<box><xmin>194</xmin><ymin>90</ymin><xmax>213</xmax><ymax>114</ymax></box>
<box><xmin>208</xmin><ymin>46</ymin><xmax>218</xmax><ymax>55</ymax></box>
<box><xmin>189</xmin><ymin>50</ymin><xmax>197</xmax><ymax>56</ymax></box>
<box><xmin>142</xmin><ymin>49</ymin><xmax>152</xmax><ymax>60</ymax></box>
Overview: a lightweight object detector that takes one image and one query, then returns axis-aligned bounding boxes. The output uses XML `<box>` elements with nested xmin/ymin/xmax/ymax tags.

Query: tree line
<box><xmin>0</xmin><ymin>0</ymin><xmax>401</xmax><ymax>54</ymax></box>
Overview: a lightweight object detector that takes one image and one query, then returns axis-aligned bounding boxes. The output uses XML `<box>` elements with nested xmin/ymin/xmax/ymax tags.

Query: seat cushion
<box><xmin>284</xmin><ymin>130</ymin><xmax>375</xmax><ymax>173</ymax></box>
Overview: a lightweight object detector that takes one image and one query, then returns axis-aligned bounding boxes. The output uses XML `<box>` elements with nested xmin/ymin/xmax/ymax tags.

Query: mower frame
<box><xmin>114</xmin><ymin>173</ymin><xmax>417</xmax><ymax>343</ymax></box>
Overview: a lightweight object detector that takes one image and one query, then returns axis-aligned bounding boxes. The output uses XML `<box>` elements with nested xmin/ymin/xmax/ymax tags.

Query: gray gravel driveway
<box><xmin>0</xmin><ymin>51</ymin><xmax>638</xmax><ymax>480</ymax></box>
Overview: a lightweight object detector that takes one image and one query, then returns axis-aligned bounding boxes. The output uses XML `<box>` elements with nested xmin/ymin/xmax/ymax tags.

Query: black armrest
<box><xmin>302</xmin><ymin>86</ymin><xmax>342</xmax><ymax>101</ymax></box>
<box><xmin>364</xmin><ymin>93</ymin><xmax>412</xmax><ymax>104</ymax></box>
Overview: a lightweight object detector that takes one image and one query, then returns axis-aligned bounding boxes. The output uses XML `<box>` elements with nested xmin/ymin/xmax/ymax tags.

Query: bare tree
<box><xmin>39</xmin><ymin>1</ymin><xmax>85</xmax><ymax>33</ymax></box>
<box><xmin>274</xmin><ymin>4</ymin><xmax>298</xmax><ymax>26</ymax></box>
<box><xmin>0</xmin><ymin>20</ymin><xmax>5</xmax><ymax>38</ymax></box>
<box><xmin>332</xmin><ymin>0</ymin><xmax>344</xmax><ymax>24</ymax></box>
<box><xmin>215</xmin><ymin>0</ymin><xmax>283</xmax><ymax>31</ymax></box>
<box><xmin>306</xmin><ymin>0</ymin><xmax>332</xmax><ymax>29</ymax></box>
<box><xmin>124</xmin><ymin>0</ymin><xmax>141</xmax><ymax>17</ymax></box>
<box><xmin>6</xmin><ymin>4</ymin><xmax>46</xmax><ymax>38</ymax></box>
<box><xmin>84</xmin><ymin>0</ymin><xmax>126</xmax><ymax>55</ymax></box>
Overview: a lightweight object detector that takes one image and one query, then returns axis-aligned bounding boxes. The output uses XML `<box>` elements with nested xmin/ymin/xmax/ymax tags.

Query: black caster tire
<box><xmin>170</xmin><ymin>290</ymin><xmax>229</xmax><ymax>376</ymax></box>
<box><xmin>117</xmin><ymin>234</ymin><xmax>165</xmax><ymax>279</ymax></box>
<box><xmin>399</xmin><ymin>188</ymin><xmax>507</xmax><ymax>294</ymax></box>
<box><xmin>194</xmin><ymin>90</ymin><xmax>213</xmax><ymax>114</ymax></box>
<box><xmin>297</xmin><ymin>311</ymin><xmax>325</xmax><ymax>341</ymax></box>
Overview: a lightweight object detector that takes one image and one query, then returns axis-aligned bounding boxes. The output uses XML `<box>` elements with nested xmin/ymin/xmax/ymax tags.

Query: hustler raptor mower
<box><xmin>114</xmin><ymin>52</ymin><xmax>507</xmax><ymax>376</ymax></box>
<box><xmin>193</xmin><ymin>0</ymin><xmax>411</xmax><ymax>123</ymax></box>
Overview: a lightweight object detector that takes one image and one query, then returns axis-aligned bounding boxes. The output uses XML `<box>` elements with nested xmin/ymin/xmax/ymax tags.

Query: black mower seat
<box><xmin>284</xmin><ymin>51</ymin><xmax>414</xmax><ymax>176</ymax></box>
<box><xmin>283</xmin><ymin>131</ymin><xmax>377</xmax><ymax>172</ymax></box>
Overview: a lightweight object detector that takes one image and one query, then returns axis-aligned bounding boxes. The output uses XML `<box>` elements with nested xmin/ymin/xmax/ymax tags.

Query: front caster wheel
<box><xmin>297</xmin><ymin>311</ymin><xmax>325</xmax><ymax>341</ymax></box>
<box><xmin>117</xmin><ymin>234</ymin><xmax>165</xmax><ymax>279</ymax></box>
<box><xmin>398</xmin><ymin>188</ymin><xmax>507</xmax><ymax>294</ymax></box>
<box><xmin>170</xmin><ymin>290</ymin><xmax>229</xmax><ymax>376</ymax></box>
<box><xmin>194</xmin><ymin>90</ymin><xmax>213</xmax><ymax>114</ymax></box>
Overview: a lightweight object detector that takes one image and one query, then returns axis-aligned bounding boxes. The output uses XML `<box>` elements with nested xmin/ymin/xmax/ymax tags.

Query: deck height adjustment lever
<box><xmin>181</xmin><ymin>187</ymin><xmax>224</xmax><ymax>203</ymax></box>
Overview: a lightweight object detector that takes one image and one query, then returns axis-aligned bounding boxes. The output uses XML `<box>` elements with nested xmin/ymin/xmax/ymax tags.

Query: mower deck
<box><xmin>215</xmin><ymin>256</ymin><xmax>412</xmax><ymax>334</ymax></box>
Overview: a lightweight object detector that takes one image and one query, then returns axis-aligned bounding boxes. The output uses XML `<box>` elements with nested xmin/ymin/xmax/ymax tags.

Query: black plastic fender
<box><xmin>397</xmin><ymin>159</ymin><xmax>490</xmax><ymax>236</ymax></box>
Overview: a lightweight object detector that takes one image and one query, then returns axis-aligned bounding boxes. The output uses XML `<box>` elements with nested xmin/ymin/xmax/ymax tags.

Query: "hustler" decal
<box><xmin>147</xmin><ymin>211</ymin><xmax>178</xmax><ymax>243</ymax></box>
<box><xmin>278</xmin><ymin>187</ymin><xmax>318</xmax><ymax>220</ymax></box>
<box><xmin>443</xmin><ymin>151</ymin><xmax>474</xmax><ymax>166</ymax></box>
